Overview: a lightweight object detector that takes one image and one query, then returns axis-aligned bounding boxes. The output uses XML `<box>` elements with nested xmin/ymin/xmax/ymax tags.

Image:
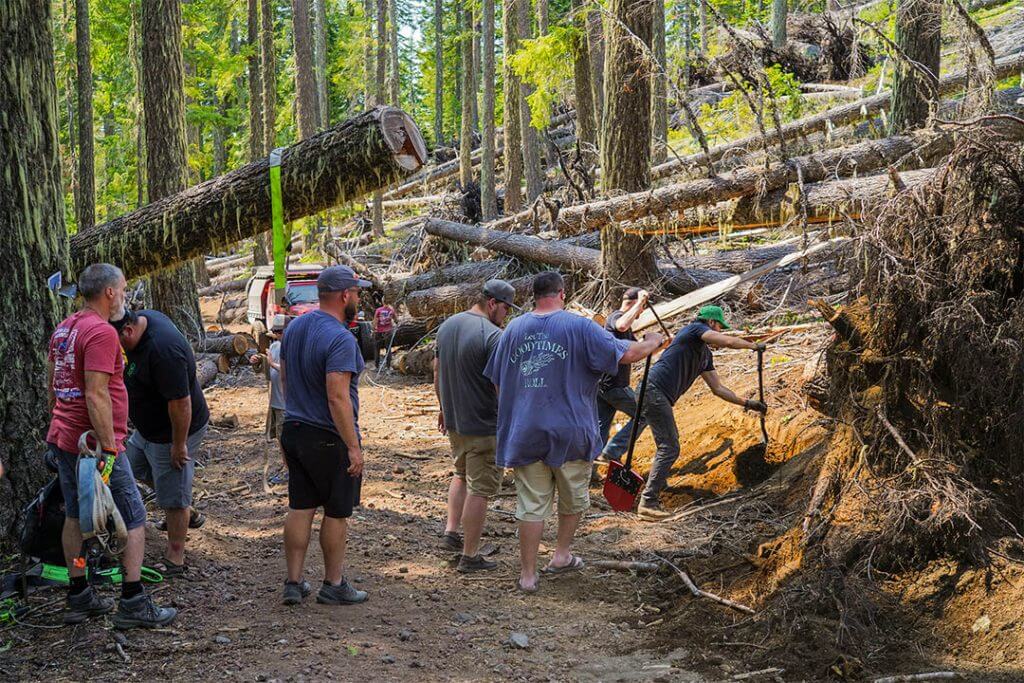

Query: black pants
<box><xmin>280</xmin><ymin>421</ymin><xmax>361</xmax><ymax>518</ymax></box>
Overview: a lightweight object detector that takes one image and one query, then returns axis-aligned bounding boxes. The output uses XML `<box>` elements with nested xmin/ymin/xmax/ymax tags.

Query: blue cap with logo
<box><xmin>317</xmin><ymin>265</ymin><xmax>372</xmax><ymax>292</ymax></box>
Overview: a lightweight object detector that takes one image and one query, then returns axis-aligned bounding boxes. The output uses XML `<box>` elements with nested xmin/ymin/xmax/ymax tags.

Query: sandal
<box><xmin>540</xmin><ymin>555</ymin><xmax>585</xmax><ymax>575</ymax></box>
<box><xmin>153</xmin><ymin>558</ymin><xmax>188</xmax><ymax>578</ymax></box>
<box><xmin>155</xmin><ymin>509</ymin><xmax>206</xmax><ymax>532</ymax></box>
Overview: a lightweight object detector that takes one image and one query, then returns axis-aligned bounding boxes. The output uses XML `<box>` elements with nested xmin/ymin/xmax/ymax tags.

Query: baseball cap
<box><xmin>317</xmin><ymin>265</ymin><xmax>371</xmax><ymax>292</ymax></box>
<box><xmin>623</xmin><ymin>287</ymin><xmax>642</xmax><ymax>301</ymax></box>
<box><xmin>482</xmin><ymin>279</ymin><xmax>520</xmax><ymax>311</ymax></box>
<box><xmin>697</xmin><ymin>305</ymin><xmax>730</xmax><ymax>330</ymax></box>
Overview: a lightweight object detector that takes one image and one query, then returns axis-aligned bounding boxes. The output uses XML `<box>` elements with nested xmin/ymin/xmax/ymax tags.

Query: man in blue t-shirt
<box><xmin>603</xmin><ymin>305</ymin><xmax>768</xmax><ymax>520</ymax></box>
<box><xmin>278</xmin><ymin>265</ymin><xmax>370</xmax><ymax>607</ymax></box>
<box><xmin>484</xmin><ymin>271</ymin><xmax>664</xmax><ymax>592</ymax></box>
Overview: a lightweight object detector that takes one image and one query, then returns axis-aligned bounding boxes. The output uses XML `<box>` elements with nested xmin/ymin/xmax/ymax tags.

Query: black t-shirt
<box><xmin>600</xmin><ymin>310</ymin><xmax>636</xmax><ymax>390</ymax></box>
<box><xmin>123</xmin><ymin>310</ymin><xmax>210</xmax><ymax>443</ymax></box>
<box><xmin>648</xmin><ymin>321</ymin><xmax>715</xmax><ymax>404</ymax></box>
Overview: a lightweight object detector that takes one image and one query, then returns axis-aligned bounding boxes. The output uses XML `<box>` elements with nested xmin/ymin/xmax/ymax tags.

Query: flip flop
<box><xmin>153</xmin><ymin>558</ymin><xmax>188</xmax><ymax>578</ymax></box>
<box><xmin>540</xmin><ymin>555</ymin><xmax>585</xmax><ymax>575</ymax></box>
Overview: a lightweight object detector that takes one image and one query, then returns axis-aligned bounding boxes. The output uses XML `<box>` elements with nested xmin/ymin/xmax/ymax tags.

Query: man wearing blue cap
<box><xmin>278</xmin><ymin>265</ymin><xmax>371</xmax><ymax>606</ymax></box>
<box><xmin>602</xmin><ymin>305</ymin><xmax>768</xmax><ymax>520</ymax></box>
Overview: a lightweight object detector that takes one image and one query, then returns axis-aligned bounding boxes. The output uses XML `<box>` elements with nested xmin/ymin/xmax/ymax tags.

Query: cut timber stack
<box><xmin>197</xmin><ymin>360</ymin><xmax>219</xmax><ymax>389</ymax></box>
<box><xmin>194</xmin><ymin>333</ymin><xmax>252</xmax><ymax>356</ymax></box>
<box><xmin>195</xmin><ymin>352</ymin><xmax>232</xmax><ymax>374</ymax></box>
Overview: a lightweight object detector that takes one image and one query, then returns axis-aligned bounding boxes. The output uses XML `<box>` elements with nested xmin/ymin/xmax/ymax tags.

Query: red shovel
<box><xmin>603</xmin><ymin>354</ymin><xmax>653</xmax><ymax>512</ymax></box>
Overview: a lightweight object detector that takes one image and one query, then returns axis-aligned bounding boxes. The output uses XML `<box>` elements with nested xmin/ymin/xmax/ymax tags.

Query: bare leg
<box><xmin>518</xmin><ymin>520</ymin><xmax>544</xmax><ymax>590</ymax></box>
<box><xmin>121</xmin><ymin>526</ymin><xmax>145</xmax><ymax>583</ymax></box>
<box><xmin>164</xmin><ymin>507</ymin><xmax>188</xmax><ymax>565</ymax></box>
<box><xmin>284</xmin><ymin>508</ymin><xmax>316</xmax><ymax>583</ymax></box>
<box><xmin>62</xmin><ymin>518</ymin><xmax>85</xmax><ymax>580</ymax></box>
<box><xmin>319</xmin><ymin>516</ymin><xmax>349</xmax><ymax>584</ymax></box>
<box><xmin>461</xmin><ymin>494</ymin><xmax>488</xmax><ymax>557</ymax></box>
<box><xmin>545</xmin><ymin>513</ymin><xmax>581</xmax><ymax>569</ymax></box>
<box><xmin>445</xmin><ymin>476</ymin><xmax>467</xmax><ymax>534</ymax></box>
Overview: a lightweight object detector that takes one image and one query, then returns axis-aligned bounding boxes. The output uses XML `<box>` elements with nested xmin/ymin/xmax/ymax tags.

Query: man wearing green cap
<box><xmin>602</xmin><ymin>305</ymin><xmax>767</xmax><ymax>520</ymax></box>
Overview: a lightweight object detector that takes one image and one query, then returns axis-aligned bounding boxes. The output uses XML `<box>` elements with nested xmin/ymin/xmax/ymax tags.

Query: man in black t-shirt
<box><xmin>597</xmin><ymin>288</ymin><xmax>649</xmax><ymax>450</ymax></box>
<box><xmin>113</xmin><ymin>310</ymin><xmax>210</xmax><ymax>574</ymax></box>
<box><xmin>604</xmin><ymin>305</ymin><xmax>768</xmax><ymax>520</ymax></box>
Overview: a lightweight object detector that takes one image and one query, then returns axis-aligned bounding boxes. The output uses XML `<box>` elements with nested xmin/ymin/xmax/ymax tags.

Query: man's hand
<box><xmin>347</xmin><ymin>446</ymin><xmax>364</xmax><ymax>477</ymax></box>
<box><xmin>643</xmin><ymin>331</ymin><xmax>669</xmax><ymax>351</ymax></box>
<box><xmin>638</xmin><ymin>289</ymin><xmax>650</xmax><ymax>304</ymax></box>
<box><xmin>170</xmin><ymin>442</ymin><xmax>190</xmax><ymax>470</ymax></box>
<box><xmin>249</xmin><ymin>353</ymin><xmax>264</xmax><ymax>366</ymax></box>
<box><xmin>438</xmin><ymin>410</ymin><xmax>447</xmax><ymax>435</ymax></box>
<box><xmin>754</xmin><ymin>342</ymin><xmax>767</xmax><ymax>352</ymax></box>
<box><xmin>745</xmin><ymin>399</ymin><xmax>768</xmax><ymax>414</ymax></box>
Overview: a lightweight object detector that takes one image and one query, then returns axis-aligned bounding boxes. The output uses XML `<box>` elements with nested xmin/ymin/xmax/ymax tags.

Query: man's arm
<box><xmin>701</xmin><ymin>329</ymin><xmax>763</xmax><ymax>351</ymax></box>
<box><xmin>83</xmin><ymin>370</ymin><xmax>117</xmax><ymax>452</ymax></box>
<box><xmin>432</xmin><ymin>357</ymin><xmax>446</xmax><ymax>434</ymax></box>
<box><xmin>167</xmin><ymin>396</ymin><xmax>192</xmax><ymax>469</ymax></box>
<box><xmin>613</xmin><ymin>291</ymin><xmax>649</xmax><ymax>332</ymax></box>
<box><xmin>701</xmin><ymin>370</ymin><xmax>766</xmax><ymax>412</ymax></box>
<box><xmin>619</xmin><ymin>332</ymin><xmax>665</xmax><ymax>365</ymax></box>
<box><xmin>326</xmin><ymin>371</ymin><xmax>363</xmax><ymax>476</ymax></box>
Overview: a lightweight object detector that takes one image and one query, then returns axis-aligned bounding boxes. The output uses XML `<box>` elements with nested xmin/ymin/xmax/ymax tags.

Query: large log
<box><xmin>199</xmin><ymin>278</ymin><xmax>248</xmax><ymax>296</ymax></box>
<box><xmin>405</xmin><ymin>275</ymin><xmax>534</xmax><ymax>318</ymax></box>
<box><xmin>424</xmin><ymin>219</ymin><xmax>602</xmax><ymax>272</ymax></box>
<box><xmin>489</xmin><ymin>128</ymin><xmax>953</xmax><ymax>235</ymax></box>
<box><xmin>197</xmin><ymin>359</ymin><xmax>219</xmax><ymax>389</ymax></box>
<box><xmin>196</xmin><ymin>352</ymin><xmax>232</xmax><ymax>374</ymax></box>
<box><xmin>205</xmin><ymin>238</ymin><xmax>303</xmax><ymax>276</ymax></box>
<box><xmin>385</xmin><ymin>259</ymin><xmax>513</xmax><ymax>302</ymax></box>
<box><xmin>650</xmin><ymin>51</ymin><xmax>1024</xmax><ymax>181</ymax></box>
<box><xmin>391</xmin><ymin>319</ymin><xmax>433</xmax><ymax>349</ymax></box>
<box><xmin>71</xmin><ymin>107</ymin><xmax>427</xmax><ymax>277</ymax></box>
<box><xmin>194</xmin><ymin>333</ymin><xmax>252</xmax><ymax>356</ymax></box>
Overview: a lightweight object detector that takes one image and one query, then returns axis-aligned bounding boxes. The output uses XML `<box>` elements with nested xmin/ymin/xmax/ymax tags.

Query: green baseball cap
<box><xmin>697</xmin><ymin>305</ymin><xmax>730</xmax><ymax>329</ymax></box>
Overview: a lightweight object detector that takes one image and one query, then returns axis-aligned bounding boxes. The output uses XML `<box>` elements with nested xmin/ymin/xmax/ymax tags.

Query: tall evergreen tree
<box><xmin>459</xmin><ymin>1</ymin><xmax>475</xmax><ymax>189</ymax></box>
<box><xmin>502</xmin><ymin>0</ymin><xmax>524</xmax><ymax>213</ymax></box>
<box><xmin>261</xmin><ymin>0</ymin><xmax>276</xmax><ymax>154</ymax></box>
<box><xmin>571</xmin><ymin>0</ymin><xmax>598</xmax><ymax>167</ymax></box>
<box><xmin>480</xmin><ymin>0</ymin><xmax>497</xmax><ymax>219</ymax></box>
<box><xmin>771</xmin><ymin>0</ymin><xmax>787</xmax><ymax>49</ymax></box>
<box><xmin>75</xmin><ymin>0</ymin><xmax>95</xmax><ymax>232</ymax></box>
<box><xmin>388</xmin><ymin>0</ymin><xmax>401</xmax><ymax>107</ymax></box>
<box><xmin>433</xmin><ymin>0</ymin><xmax>444</xmax><ymax>145</ymax></box>
<box><xmin>651</xmin><ymin>0</ymin><xmax>667</xmax><ymax>164</ymax></box>
<box><xmin>891</xmin><ymin>0</ymin><xmax>941</xmax><ymax>132</ymax></box>
<box><xmin>248</xmin><ymin>0</ymin><xmax>269</xmax><ymax>266</ymax></box>
<box><xmin>292</xmin><ymin>0</ymin><xmax>320</xmax><ymax>136</ymax></box>
<box><xmin>313</xmin><ymin>0</ymin><xmax>329</xmax><ymax>127</ymax></box>
<box><xmin>517</xmin><ymin>0</ymin><xmax>543</xmax><ymax>202</ymax></box>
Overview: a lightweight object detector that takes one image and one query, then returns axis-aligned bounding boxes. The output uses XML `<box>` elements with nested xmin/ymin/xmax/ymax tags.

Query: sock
<box><xmin>121</xmin><ymin>580</ymin><xmax>144</xmax><ymax>600</ymax></box>
<box><xmin>69</xmin><ymin>575</ymin><xmax>89</xmax><ymax>595</ymax></box>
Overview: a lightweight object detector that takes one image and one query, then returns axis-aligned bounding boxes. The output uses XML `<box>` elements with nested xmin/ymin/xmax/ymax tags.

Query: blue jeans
<box><xmin>50</xmin><ymin>443</ymin><xmax>148</xmax><ymax>530</ymax></box>
<box><xmin>603</xmin><ymin>385</ymin><xmax>680</xmax><ymax>506</ymax></box>
<box><xmin>597</xmin><ymin>386</ymin><xmax>637</xmax><ymax>446</ymax></box>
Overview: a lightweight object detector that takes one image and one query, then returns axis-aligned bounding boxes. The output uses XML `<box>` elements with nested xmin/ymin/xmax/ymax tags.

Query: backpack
<box><xmin>19</xmin><ymin>477</ymin><xmax>67</xmax><ymax>565</ymax></box>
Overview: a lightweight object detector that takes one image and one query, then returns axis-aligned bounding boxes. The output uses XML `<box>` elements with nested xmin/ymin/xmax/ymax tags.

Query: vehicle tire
<box><xmin>357</xmin><ymin>322</ymin><xmax>377</xmax><ymax>363</ymax></box>
<box><xmin>252</xmin><ymin>320</ymin><xmax>271</xmax><ymax>354</ymax></box>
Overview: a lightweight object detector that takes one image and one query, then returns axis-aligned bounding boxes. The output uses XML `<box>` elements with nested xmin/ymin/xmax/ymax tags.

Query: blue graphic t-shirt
<box><xmin>483</xmin><ymin>310</ymin><xmax>631</xmax><ymax>468</ymax></box>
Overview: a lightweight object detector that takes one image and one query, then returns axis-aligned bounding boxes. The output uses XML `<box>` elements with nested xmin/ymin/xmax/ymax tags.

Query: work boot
<box><xmin>456</xmin><ymin>554</ymin><xmax>498</xmax><ymax>573</ymax></box>
<box><xmin>282</xmin><ymin>579</ymin><xmax>313</xmax><ymax>606</ymax></box>
<box><xmin>316</xmin><ymin>579</ymin><xmax>368</xmax><ymax>606</ymax></box>
<box><xmin>64</xmin><ymin>586</ymin><xmax>114</xmax><ymax>624</ymax></box>
<box><xmin>438</xmin><ymin>531</ymin><xmax>463</xmax><ymax>551</ymax></box>
<box><xmin>112</xmin><ymin>593</ymin><xmax>177</xmax><ymax>630</ymax></box>
<box><xmin>636</xmin><ymin>501</ymin><xmax>672</xmax><ymax>521</ymax></box>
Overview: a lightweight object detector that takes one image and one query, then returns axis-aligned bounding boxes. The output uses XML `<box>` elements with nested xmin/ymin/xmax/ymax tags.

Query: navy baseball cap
<box><xmin>317</xmin><ymin>265</ymin><xmax>372</xmax><ymax>292</ymax></box>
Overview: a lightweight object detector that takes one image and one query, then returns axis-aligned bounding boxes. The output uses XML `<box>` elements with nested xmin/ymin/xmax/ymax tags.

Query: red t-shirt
<box><xmin>373</xmin><ymin>306</ymin><xmax>395</xmax><ymax>334</ymax></box>
<box><xmin>46</xmin><ymin>309</ymin><xmax>129</xmax><ymax>453</ymax></box>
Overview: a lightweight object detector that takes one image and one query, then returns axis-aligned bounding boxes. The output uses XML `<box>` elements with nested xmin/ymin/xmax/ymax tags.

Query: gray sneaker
<box><xmin>316</xmin><ymin>580</ymin><xmax>368</xmax><ymax>605</ymax></box>
<box><xmin>64</xmin><ymin>586</ymin><xmax>114</xmax><ymax>624</ymax></box>
<box><xmin>439</xmin><ymin>531</ymin><xmax>462</xmax><ymax>551</ymax></box>
<box><xmin>112</xmin><ymin>593</ymin><xmax>178</xmax><ymax>630</ymax></box>
<box><xmin>456</xmin><ymin>554</ymin><xmax>497</xmax><ymax>573</ymax></box>
<box><xmin>282</xmin><ymin>579</ymin><xmax>313</xmax><ymax>605</ymax></box>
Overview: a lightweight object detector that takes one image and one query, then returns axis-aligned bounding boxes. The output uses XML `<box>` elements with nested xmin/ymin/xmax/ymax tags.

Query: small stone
<box><xmin>111</xmin><ymin>632</ymin><xmax>128</xmax><ymax>646</ymax></box>
<box><xmin>381</xmin><ymin>655</ymin><xmax>396</xmax><ymax>664</ymax></box>
<box><xmin>398</xmin><ymin>566</ymin><xmax>409</xmax><ymax>574</ymax></box>
<box><xmin>454</xmin><ymin>612</ymin><xmax>474</xmax><ymax>624</ymax></box>
<box><xmin>973</xmin><ymin>615</ymin><xmax>992</xmax><ymax>633</ymax></box>
<box><xmin>277</xmin><ymin>639</ymin><xmax>289</xmax><ymax>645</ymax></box>
<box><xmin>509</xmin><ymin>632</ymin><xmax>529</xmax><ymax>649</ymax></box>
<box><xmin>409</xmin><ymin>661</ymin><xmax>423</xmax><ymax>668</ymax></box>
<box><xmin>398</xmin><ymin>630</ymin><xmax>413</xmax><ymax>642</ymax></box>
<box><xmin>394</xmin><ymin>466</ymin><xmax>405</xmax><ymax>474</ymax></box>
<box><xmin>215</xmin><ymin>635</ymin><xmax>232</xmax><ymax>645</ymax></box>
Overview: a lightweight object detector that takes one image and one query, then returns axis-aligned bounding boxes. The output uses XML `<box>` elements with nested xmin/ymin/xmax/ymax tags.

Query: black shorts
<box><xmin>280</xmin><ymin>421</ymin><xmax>361</xmax><ymax>518</ymax></box>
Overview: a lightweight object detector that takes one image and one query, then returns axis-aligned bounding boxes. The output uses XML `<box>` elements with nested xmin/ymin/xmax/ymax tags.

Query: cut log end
<box><xmin>380</xmin><ymin>108</ymin><xmax>428</xmax><ymax>171</ymax></box>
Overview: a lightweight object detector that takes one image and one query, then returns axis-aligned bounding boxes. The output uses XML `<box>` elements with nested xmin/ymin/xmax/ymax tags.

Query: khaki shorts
<box><xmin>449</xmin><ymin>432</ymin><xmax>501</xmax><ymax>498</ymax></box>
<box><xmin>514</xmin><ymin>459</ymin><xmax>591</xmax><ymax>522</ymax></box>
<box><xmin>265</xmin><ymin>407</ymin><xmax>286</xmax><ymax>441</ymax></box>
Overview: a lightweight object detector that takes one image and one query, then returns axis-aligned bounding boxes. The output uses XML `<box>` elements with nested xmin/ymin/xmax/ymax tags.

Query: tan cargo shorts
<box><xmin>513</xmin><ymin>459</ymin><xmax>591</xmax><ymax>522</ymax></box>
<box><xmin>449</xmin><ymin>431</ymin><xmax>501</xmax><ymax>498</ymax></box>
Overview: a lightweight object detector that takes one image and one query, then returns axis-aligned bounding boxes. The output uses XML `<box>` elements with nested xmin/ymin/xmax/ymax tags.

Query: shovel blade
<box><xmin>603</xmin><ymin>460</ymin><xmax>645</xmax><ymax>512</ymax></box>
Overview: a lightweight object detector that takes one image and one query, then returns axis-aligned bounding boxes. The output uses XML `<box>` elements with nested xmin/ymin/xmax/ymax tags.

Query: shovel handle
<box><xmin>756</xmin><ymin>348</ymin><xmax>768</xmax><ymax>444</ymax></box>
<box><xmin>623</xmin><ymin>354</ymin><xmax>654</xmax><ymax>472</ymax></box>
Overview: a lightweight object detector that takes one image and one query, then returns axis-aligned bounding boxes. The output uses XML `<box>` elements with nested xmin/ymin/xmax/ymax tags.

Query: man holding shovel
<box><xmin>483</xmin><ymin>272</ymin><xmax>664</xmax><ymax>592</ymax></box>
<box><xmin>602</xmin><ymin>305</ymin><xmax>767</xmax><ymax>520</ymax></box>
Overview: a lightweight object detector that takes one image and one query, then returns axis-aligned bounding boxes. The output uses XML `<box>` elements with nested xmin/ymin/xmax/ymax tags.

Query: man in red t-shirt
<box><xmin>373</xmin><ymin>300</ymin><xmax>396</xmax><ymax>369</ymax></box>
<box><xmin>46</xmin><ymin>263</ymin><xmax>176</xmax><ymax>629</ymax></box>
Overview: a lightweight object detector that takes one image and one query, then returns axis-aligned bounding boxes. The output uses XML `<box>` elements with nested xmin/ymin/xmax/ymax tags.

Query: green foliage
<box><xmin>509</xmin><ymin>26</ymin><xmax>578</xmax><ymax>130</ymax></box>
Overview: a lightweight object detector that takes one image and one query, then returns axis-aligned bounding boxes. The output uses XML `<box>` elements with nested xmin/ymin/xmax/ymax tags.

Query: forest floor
<box><xmin>4</xmin><ymin>325</ymin><xmax>1022</xmax><ymax>682</ymax></box>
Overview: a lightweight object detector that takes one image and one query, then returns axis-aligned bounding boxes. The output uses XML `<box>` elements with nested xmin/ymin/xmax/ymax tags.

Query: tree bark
<box><xmin>293</xmin><ymin>0</ymin><xmax>320</xmax><ymax>136</ymax></box>
<box><xmin>601</xmin><ymin>0</ymin><xmax>659</xmax><ymax>297</ymax></box>
<box><xmin>385</xmin><ymin>259</ymin><xmax>511</xmax><ymax>301</ymax></box>
<box><xmin>650</xmin><ymin>52</ymin><xmax>1024</xmax><ymax>181</ymax></box>
<box><xmin>459</xmin><ymin>3</ymin><xmax>475</xmax><ymax>189</ymax></box>
<box><xmin>571</xmin><ymin>0</ymin><xmax>598</xmax><ymax>168</ymax></box>
<box><xmin>197</xmin><ymin>359</ymin><xmax>219</xmax><ymax>389</ymax></box>
<box><xmin>313</xmin><ymin>0</ymin><xmax>329</xmax><ymax>128</ymax></box>
<box><xmin>198</xmin><ymin>279</ymin><xmax>249</xmax><ymax>296</ymax></box>
<box><xmin>424</xmin><ymin>219</ymin><xmax>602</xmax><ymax>272</ymax></box>
<box><xmin>195</xmin><ymin>333</ymin><xmax>253</xmax><ymax>356</ymax></box>
<box><xmin>373</xmin><ymin>0</ymin><xmax>387</xmax><ymax>236</ymax></box>
<box><xmin>586</xmin><ymin>5</ymin><xmax>604</xmax><ymax>123</ymax></box>
<box><xmin>518</xmin><ymin>0</ymin><xmax>544</xmax><ymax>202</ymax></box>
<box><xmin>481</xmin><ymin>0</ymin><xmax>497</xmax><ymax>219</ymax></box>
<box><xmin>771</xmin><ymin>0</ymin><xmax>787</xmax><ymax>49</ymax></box>
<box><xmin>75</xmin><ymin>0</ymin><xmax>95</xmax><ymax>232</ymax></box>
<box><xmin>248</xmin><ymin>0</ymin><xmax>269</xmax><ymax>267</ymax></box>
<box><xmin>433</xmin><ymin>0</ymin><xmax>443</xmax><ymax>145</ymax></box>
<box><xmin>890</xmin><ymin>0</ymin><xmax>941</xmax><ymax>133</ymax></box>
<box><xmin>388</xmin><ymin>0</ymin><xmax>401</xmax><ymax>107</ymax></box>
<box><xmin>261</xmin><ymin>0</ymin><xmax>276</xmax><ymax>153</ymax></box>
<box><xmin>196</xmin><ymin>352</ymin><xmax>233</xmax><ymax>374</ymax></box>
<box><xmin>0</xmin><ymin>0</ymin><xmax>73</xmax><ymax>542</ymax></box>
<box><xmin>143</xmin><ymin>0</ymin><xmax>201</xmax><ymax>336</ymax></box>
<box><xmin>72</xmin><ymin>108</ymin><xmax>427</xmax><ymax>276</ymax></box>
<box><xmin>651</xmin><ymin>0</ymin><xmax>668</xmax><ymax>164</ymax></box>
<box><xmin>406</xmin><ymin>275</ymin><xmax>534</xmax><ymax>318</ymax></box>
<box><xmin>503</xmin><ymin>0</ymin><xmax>524</xmax><ymax>212</ymax></box>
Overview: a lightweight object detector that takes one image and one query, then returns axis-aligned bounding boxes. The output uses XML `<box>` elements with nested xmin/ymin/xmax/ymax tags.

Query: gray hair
<box><xmin>78</xmin><ymin>263</ymin><xmax>124</xmax><ymax>301</ymax></box>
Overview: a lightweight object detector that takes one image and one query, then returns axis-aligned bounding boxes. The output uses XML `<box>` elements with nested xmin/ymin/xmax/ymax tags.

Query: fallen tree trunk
<box><xmin>390</xmin><ymin>319</ymin><xmax>433</xmax><ymax>349</ymax></box>
<box><xmin>381</xmin><ymin>193</ymin><xmax>447</xmax><ymax>210</ymax></box>
<box><xmin>206</xmin><ymin>239</ymin><xmax>303</xmax><ymax>277</ymax></box>
<box><xmin>71</xmin><ymin>107</ymin><xmax>426</xmax><ymax>277</ymax></box>
<box><xmin>405</xmin><ymin>275</ymin><xmax>534</xmax><ymax>318</ymax></box>
<box><xmin>199</xmin><ymin>279</ymin><xmax>248</xmax><ymax>296</ymax></box>
<box><xmin>197</xmin><ymin>359</ymin><xmax>219</xmax><ymax>389</ymax></box>
<box><xmin>195</xmin><ymin>333</ymin><xmax>252</xmax><ymax>356</ymax></box>
<box><xmin>385</xmin><ymin>259</ymin><xmax>513</xmax><ymax>302</ymax></box>
<box><xmin>650</xmin><ymin>51</ymin><xmax>1024</xmax><ymax>181</ymax></box>
<box><xmin>424</xmin><ymin>219</ymin><xmax>602</xmax><ymax>272</ymax></box>
<box><xmin>195</xmin><ymin>352</ymin><xmax>232</xmax><ymax>374</ymax></box>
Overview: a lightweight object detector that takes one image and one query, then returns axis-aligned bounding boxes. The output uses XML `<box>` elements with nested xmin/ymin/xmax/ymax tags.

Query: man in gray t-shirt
<box><xmin>433</xmin><ymin>279</ymin><xmax>517</xmax><ymax>572</ymax></box>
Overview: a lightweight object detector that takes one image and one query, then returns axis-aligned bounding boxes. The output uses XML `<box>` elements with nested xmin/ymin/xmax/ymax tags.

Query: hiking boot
<box><xmin>316</xmin><ymin>580</ymin><xmax>368</xmax><ymax>606</ymax></box>
<box><xmin>637</xmin><ymin>502</ymin><xmax>672</xmax><ymax>521</ymax></box>
<box><xmin>456</xmin><ymin>554</ymin><xmax>498</xmax><ymax>573</ymax></box>
<box><xmin>438</xmin><ymin>531</ymin><xmax>463</xmax><ymax>551</ymax></box>
<box><xmin>112</xmin><ymin>593</ymin><xmax>177</xmax><ymax>630</ymax></box>
<box><xmin>282</xmin><ymin>579</ymin><xmax>313</xmax><ymax>606</ymax></box>
<box><xmin>64</xmin><ymin>586</ymin><xmax>114</xmax><ymax>624</ymax></box>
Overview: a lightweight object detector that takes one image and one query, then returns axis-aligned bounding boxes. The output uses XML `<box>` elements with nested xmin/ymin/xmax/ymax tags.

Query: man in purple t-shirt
<box><xmin>484</xmin><ymin>272</ymin><xmax>664</xmax><ymax>592</ymax></box>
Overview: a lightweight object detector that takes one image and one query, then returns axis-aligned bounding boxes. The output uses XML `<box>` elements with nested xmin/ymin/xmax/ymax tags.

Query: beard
<box><xmin>109</xmin><ymin>302</ymin><xmax>127</xmax><ymax>323</ymax></box>
<box><xmin>344</xmin><ymin>298</ymin><xmax>359</xmax><ymax>322</ymax></box>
